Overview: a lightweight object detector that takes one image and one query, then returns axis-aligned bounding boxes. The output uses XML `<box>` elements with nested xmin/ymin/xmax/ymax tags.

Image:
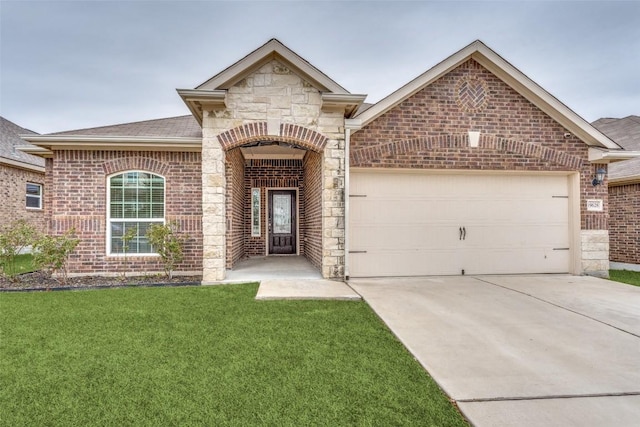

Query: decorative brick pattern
<box><xmin>609</xmin><ymin>183</ymin><xmax>640</xmax><ymax>265</ymax></box>
<box><xmin>46</xmin><ymin>151</ymin><xmax>202</xmax><ymax>275</ymax></box>
<box><xmin>351</xmin><ymin>58</ymin><xmax>608</xmax><ymax>276</ymax></box>
<box><xmin>217</xmin><ymin>122</ymin><xmax>328</xmax><ymax>152</ymax></box>
<box><xmin>0</xmin><ymin>165</ymin><xmax>46</xmax><ymax>231</ymax></box>
<box><xmin>351</xmin><ymin>134</ymin><xmax>583</xmax><ymax>170</ymax></box>
<box><xmin>456</xmin><ymin>76</ymin><xmax>488</xmax><ymax>112</ymax></box>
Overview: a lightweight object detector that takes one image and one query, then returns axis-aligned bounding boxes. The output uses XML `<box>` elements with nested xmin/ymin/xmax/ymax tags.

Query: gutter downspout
<box><xmin>344</xmin><ymin>119</ymin><xmax>362</xmax><ymax>280</ymax></box>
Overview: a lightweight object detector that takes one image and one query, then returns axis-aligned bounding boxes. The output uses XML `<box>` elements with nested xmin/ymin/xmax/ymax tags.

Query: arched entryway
<box><xmin>222</xmin><ymin>123</ymin><xmax>327</xmax><ymax>274</ymax></box>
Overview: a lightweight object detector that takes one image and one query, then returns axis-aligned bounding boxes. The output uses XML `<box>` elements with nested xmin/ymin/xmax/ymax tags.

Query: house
<box><xmin>592</xmin><ymin>116</ymin><xmax>640</xmax><ymax>271</ymax></box>
<box><xmin>20</xmin><ymin>39</ymin><xmax>637</xmax><ymax>281</ymax></box>
<box><xmin>0</xmin><ymin>117</ymin><xmax>45</xmax><ymax>231</ymax></box>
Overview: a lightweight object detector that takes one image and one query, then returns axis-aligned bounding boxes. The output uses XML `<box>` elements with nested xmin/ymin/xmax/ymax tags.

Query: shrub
<box><xmin>146</xmin><ymin>222</ymin><xmax>187</xmax><ymax>279</ymax></box>
<box><xmin>0</xmin><ymin>220</ymin><xmax>39</xmax><ymax>279</ymax></box>
<box><xmin>33</xmin><ymin>228</ymin><xmax>80</xmax><ymax>285</ymax></box>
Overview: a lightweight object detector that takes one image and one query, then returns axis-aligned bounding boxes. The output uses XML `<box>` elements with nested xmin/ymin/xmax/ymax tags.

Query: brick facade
<box><xmin>351</xmin><ymin>59</ymin><xmax>609</xmax><ymax>276</ymax></box>
<box><xmin>46</xmin><ymin>151</ymin><xmax>203</xmax><ymax>275</ymax></box>
<box><xmin>0</xmin><ymin>165</ymin><xmax>46</xmax><ymax>231</ymax></box>
<box><xmin>609</xmin><ymin>183</ymin><xmax>640</xmax><ymax>265</ymax></box>
<box><xmin>303</xmin><ymin>151</ymin><xmax>322</xmax><ymax>270</ymax></box>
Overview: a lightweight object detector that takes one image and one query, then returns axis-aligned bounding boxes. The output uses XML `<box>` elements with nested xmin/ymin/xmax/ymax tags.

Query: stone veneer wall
<box><xmin>244</xmin><ymin>159</ymin><xmax>304</xmax><ymax>258</ymax></box>
<box><xmin>225</xmin><ymin>148</ymin><xmax>245</xmax><ymax>269</ymax></box>
<box><xmin>46</xmin><ymin>150</ymin><xmax>202</xmax><ymax>275</ymax></box>
<box><xmin>0</xmin><ymin>164</ymin><xmax>46</xmax><ymax>231</ymax></box>
<box><xmin>608</xmin><ymin>183</ymin><xmax>640</xmax><ymax>265</ymax></box>
<box><xmin>303</xmin><ymin>151</ymin><xmax>322</xmax><ymax>269</ymax></box>
<box><xmin>351</xmin><ymin>58</ymin><xmax>609</xmax><ymax>276</ymax></box>
<box><xmin>202</xmin><ymin>58</ymin><xmax>346</xmax><ymax>281</ymax></box>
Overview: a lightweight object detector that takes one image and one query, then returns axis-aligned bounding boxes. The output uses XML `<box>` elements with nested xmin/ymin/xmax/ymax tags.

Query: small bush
<box><xmin>33</xmin><ymin>228</ymin><xmax>80</xmax><ymax>285</ymax></box>
<box><xmin>146</xmin><ymin>222</ymin><xmax>187</xmax><ymax>279</ymax></box>
<box><xmin>0</xmin><ymin>220</ymin><xmax>39</xmax><ymax>279</ymax></box>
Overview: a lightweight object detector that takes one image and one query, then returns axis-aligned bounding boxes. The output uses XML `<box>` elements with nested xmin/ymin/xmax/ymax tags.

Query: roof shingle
<box><xmin>0</xmin><ymin>117</ymin><xmax>45</xmax><ymax>168</ymax></box>
<box><xmin>592</xmin><ymin>115</ymin><xmax>640</xmax><ymax>181</ymax></box>
<box><xmin>49</xmin><ymin>115</ymin><xmax>202</xmax><ymax>138</ymax></box>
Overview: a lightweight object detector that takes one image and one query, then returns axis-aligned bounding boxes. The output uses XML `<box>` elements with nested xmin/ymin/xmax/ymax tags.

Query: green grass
<box><xmin>609</xmin><ymin>269</ymin><xmax>640</xmax><ymax>287</ymax></box>
<box><xmin>0</xmin><ymin>284</ymin><xmax>467</xmax><ymax>426</ymax></box>
<box><xmin>0</xmin><ymin>253</ymin><xmax>36</xmax><ymax>277</ymax></box>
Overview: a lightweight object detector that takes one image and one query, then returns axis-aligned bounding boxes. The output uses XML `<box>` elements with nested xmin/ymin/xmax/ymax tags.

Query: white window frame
<box><xmin>26</xmin><ymin>182</ymin><xmax>43</xmax><ymax>210</ymax></box>
<box><xmin>106</xmin><ymin>171</ymin><xmax>165</xmax><ymax>256</ymax></box>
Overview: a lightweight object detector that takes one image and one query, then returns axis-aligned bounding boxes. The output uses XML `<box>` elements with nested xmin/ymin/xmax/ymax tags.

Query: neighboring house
<box><xmin>592</xmin><ymin>116</ymin><xmax>640</xmax><ymax>271</ymax></box>
<box><xmin>0</xmin><ymin>117</ymin><xmax>46</xmax><ymax>231</ymax></box>
<box><xmin>21</xmin><ymin>39</ymin><xmax>637</xmax><ymax>281</ymax></box>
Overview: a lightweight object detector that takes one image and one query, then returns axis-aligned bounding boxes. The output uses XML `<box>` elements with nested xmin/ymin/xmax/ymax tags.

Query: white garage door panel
<box><xmin>349</xmin><ymin>171</ymin><xmax>571</xmax><ymax>277</ymax></box>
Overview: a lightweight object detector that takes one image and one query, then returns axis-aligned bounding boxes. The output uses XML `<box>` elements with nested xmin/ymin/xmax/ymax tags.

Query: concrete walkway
<box><xmin>256</xmin><ymin>279</ymin><xmax>360</xmax><ymax>300</ymax></box>
<box><xmin>349</xmin><ymin>275</ymin><xmax>640</xmax><ymax>427</ymax></box>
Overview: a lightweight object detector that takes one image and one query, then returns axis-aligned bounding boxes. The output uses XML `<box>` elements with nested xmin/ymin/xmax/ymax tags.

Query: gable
<box><xmin>197</xmin><ymin>39</ymin><xmax>348</xmax><ymax>94</ymax></box>
<box><xmin>350</xmin><ymin>58</ymin><xmax>590</xmax><ymax>171</ymax></box>
<box><xmin>354</xmin><ymin>40</ymin><xmax>619</xmax><ymax>150</ymax></box>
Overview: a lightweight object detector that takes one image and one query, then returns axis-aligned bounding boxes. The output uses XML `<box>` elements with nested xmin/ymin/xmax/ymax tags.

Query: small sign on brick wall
<box><xmin>586</xmin><ymin>199</ymin><xmax>603</xmax><ymax>212</ymax></box>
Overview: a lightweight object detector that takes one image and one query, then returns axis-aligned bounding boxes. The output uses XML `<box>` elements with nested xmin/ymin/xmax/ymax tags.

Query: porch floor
<box><xmin>224</xmin><ymin>256</ymin><xmax>322</xmax><ymax>281</ymax></box>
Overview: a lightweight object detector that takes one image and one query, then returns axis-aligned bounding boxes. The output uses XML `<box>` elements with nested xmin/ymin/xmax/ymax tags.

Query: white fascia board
<box><xmin>0</xmin><ymin>156</ymin><xmax>46</xmax><ymax>172</ymax></box>
<box><xmin>197</xmin><ymin>39</ymin><xmax>349</xmax><ymax>94</ymax></box>
<box><xmin>321</xmin><ymin>93</ymin><xmax>368</xmax><ymax>117</ymax></box>
<box><xmin>176</xmin><ymin>89</ymin><xmax>227</xmax><ymax>125</ymax></box>
<box><xmin>588</xmin><ymin>147</ymin><xmax>640</xmax><ymax>162</ymax></box>
<box><xmin>21</xmin><ymin>135</ymin><xmax>202</xmax><ymax>152</ymax></box>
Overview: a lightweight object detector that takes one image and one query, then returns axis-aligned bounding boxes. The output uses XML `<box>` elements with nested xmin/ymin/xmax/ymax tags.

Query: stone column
<box><xmin>202</xmin><ymin>110</ymin><xmax>227</xmax><ymax>282</ymax></box>
<box><xmin>581</xmin><ymin>230</ymin><xmax>610</xmax><ymax>278</ymax></box>
<box><xmin>319</xmin><ymin>115</ymin><xmax>346</xmax><ymax>279</ymax></box>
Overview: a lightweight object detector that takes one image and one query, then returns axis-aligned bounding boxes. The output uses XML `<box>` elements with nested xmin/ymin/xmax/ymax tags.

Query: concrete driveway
<box><xmin>349</xmin><ymin>275</ymin><xmax>640</xmax><ymax>427</ymax></box>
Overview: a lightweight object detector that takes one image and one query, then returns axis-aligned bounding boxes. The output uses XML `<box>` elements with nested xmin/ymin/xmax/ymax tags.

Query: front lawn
<box><xmin>0</xmin><ymin>284</ymin><xmax>467</xmax><ymax>426</ymax></box>
<box><xmin>609</xmin><ymin>269</ymin><xmax>640</xmax><ymax>287</ymax></box>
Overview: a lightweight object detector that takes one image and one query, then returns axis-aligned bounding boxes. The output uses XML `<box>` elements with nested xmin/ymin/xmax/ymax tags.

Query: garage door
<box><xmin>349</xmin><ymin>171</ymin><xmax>571</xmax><ymax>277</ymax></box>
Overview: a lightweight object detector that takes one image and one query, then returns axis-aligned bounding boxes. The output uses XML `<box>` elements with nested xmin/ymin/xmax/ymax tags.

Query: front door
<box><xmin>268</xmin><ymin>190</ymin><xmax>296</xmax><ymax>255</ymax></box>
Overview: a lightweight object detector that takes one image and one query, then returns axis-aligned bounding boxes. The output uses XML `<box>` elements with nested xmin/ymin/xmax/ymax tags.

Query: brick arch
<box><xmin>217</xmin><ymin>122</ymin><xmax>329</xmax><ymax>153</ymax></box>
<box><xmin>102</xmin><ymin>157</ymin><xmax>170</xmax><ymax>176</ymax></box>
<box><xmin>350</xmin><ymin>134</ymin><xmax>583</xmax><ymax>169</ymax></box>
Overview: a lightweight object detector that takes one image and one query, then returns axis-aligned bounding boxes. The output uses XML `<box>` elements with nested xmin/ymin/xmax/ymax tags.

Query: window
<box><xmin>26</xmin><ymin>183</ymin><xmax>43</xmax><ymax>209</ymax></box>
<box><xmin>251</xmin><ymin>188</ymin><xmax>260</xmax><ymax>236</ymax></box>
<box><xmin>108</xmin><ymin>171</ymin><xmax>164</xmax><ymax>254</ymax></box>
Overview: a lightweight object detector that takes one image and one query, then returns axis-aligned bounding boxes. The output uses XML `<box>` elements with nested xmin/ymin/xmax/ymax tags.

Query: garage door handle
<box><xmin>459</xmin><ymin>227</ymin><xmax>463</xmax><ymax>240</ymax></box>
<box><xmin>463</xmin><ymin>227</ymin><xmax>466</xmax><ymax>240</ymax></box>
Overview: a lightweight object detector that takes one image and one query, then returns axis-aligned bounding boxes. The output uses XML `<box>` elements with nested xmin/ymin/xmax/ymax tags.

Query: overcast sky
<box><xmin>1</xmin><ymin>0</ymin><xmax>638</xmax><ymax>134</ymax></box>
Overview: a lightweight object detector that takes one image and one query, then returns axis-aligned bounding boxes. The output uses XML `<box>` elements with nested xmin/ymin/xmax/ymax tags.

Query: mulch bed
<box><xmin>0</xmin><ymin>271</ymin><xmax>202</xmax><ymax>292</ymax></box>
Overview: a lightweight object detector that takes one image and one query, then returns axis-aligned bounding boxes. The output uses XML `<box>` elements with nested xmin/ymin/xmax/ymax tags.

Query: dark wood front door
<box><xmin>268</xmin><ymin>190</ymin><xmax>296</xmax><ymax>255</ymax></box>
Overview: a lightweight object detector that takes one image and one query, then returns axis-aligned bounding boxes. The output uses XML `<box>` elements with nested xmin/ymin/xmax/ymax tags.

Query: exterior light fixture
<box><xmin>592</xmin><ymin>168</ymin><xmax>606</xmax><ymax>186</ymax></box>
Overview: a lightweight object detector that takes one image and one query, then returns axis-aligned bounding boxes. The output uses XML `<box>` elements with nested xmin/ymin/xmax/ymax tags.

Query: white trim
<box><xmin>106</xmin><ymin>171</ymin><xmax>166</xmax><ymax>256</ymax></box>
<box><xmin>588</xmin><ymin>147</ymin><xmax>640</xmax><ymax>162</ymax></box>
<box><xmin>20</xmin><ymin>136</ymin><xmax>201</xmax><ymax>155</ymax></box>
<box><xmin>25</xmin><ymin>182</ymin><xmax>43</xmax><ymax>210</ymax></box>
<box><xmin>610</xmin><ymin>262</ymin><xmax>640</xmax><ymax>273</ymax></box>
<box><xmin>343</xmin><ymin>118</ymin><xmax>362</xmax><ymax>280</ymax></box>
<box><xmin>265</xmin><ymin>187</ymin><xmax>300</xmax><ymax>256</ymax></box>
<box><xmin>354</xmin><ymin>40</ymin><xmax>619</xmax><ymax>149</ymax></box>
